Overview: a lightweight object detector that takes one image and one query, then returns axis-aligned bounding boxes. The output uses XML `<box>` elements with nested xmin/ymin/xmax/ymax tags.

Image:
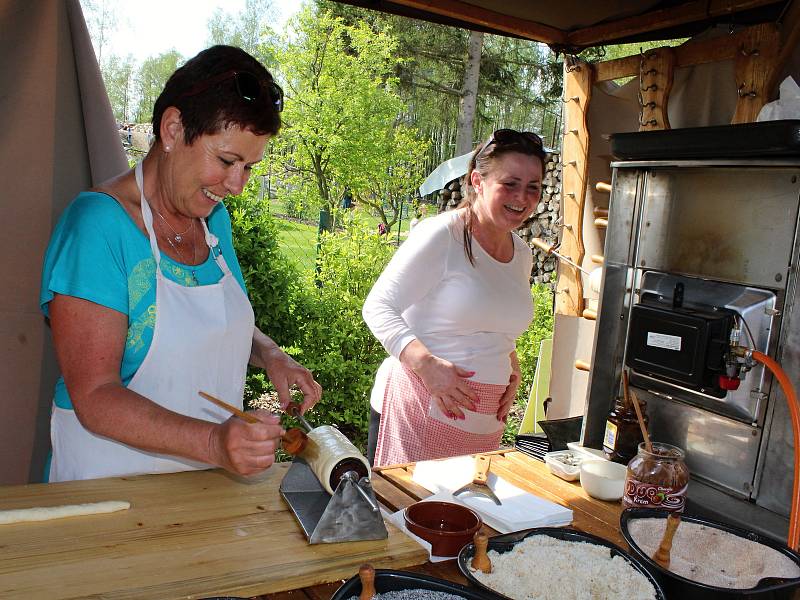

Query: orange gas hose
<box><xmin>752</xmin><ymin>351</ymin><xmax>800</xmax><ymax>550</ymax></box>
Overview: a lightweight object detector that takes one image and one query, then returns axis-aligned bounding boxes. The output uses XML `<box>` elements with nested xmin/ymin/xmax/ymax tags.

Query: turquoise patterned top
<box><xmin>40</xmin><ymin>192</ymin><xmax>248</xmax><ymax>409</ymax></box>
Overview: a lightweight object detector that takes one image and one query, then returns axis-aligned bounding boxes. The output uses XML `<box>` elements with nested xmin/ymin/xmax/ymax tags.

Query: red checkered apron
<box><xmin>373</xmin><ymin>360</ymin><xmax>506</xmax><ymax>467</ymax></box>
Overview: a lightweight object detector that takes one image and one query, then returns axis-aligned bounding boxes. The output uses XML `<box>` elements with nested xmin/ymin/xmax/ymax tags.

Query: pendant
<box><xmin>174</xmin><ymin>234</ymin><xmax>182</xmax><ymax>243</ymax></box>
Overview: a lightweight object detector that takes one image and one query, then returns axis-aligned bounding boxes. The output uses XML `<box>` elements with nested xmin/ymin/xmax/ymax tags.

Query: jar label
<box><xmin>623</xmin><ymin>479</ymin><xmax>687</xmax><ymax>512</ymax></box>
<box><xmin>603</xmin><ymin>421</ymin><xmax>618</xmax><ymax>451</ymax></box>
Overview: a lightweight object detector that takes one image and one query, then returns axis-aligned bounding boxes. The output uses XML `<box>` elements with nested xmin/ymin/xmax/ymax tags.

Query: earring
<box><xmin>164</xmin><ymin>145</ymin><xmax>172</xmax><ymax>152</ymax></box>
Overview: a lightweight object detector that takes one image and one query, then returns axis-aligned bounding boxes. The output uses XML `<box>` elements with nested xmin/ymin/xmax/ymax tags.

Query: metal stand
<box><xmin>279</xmin><ymin>457</ymin><xmax>388</xmax><ymax>544</ymax></box>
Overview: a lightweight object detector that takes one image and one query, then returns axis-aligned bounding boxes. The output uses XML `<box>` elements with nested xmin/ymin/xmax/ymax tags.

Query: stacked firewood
<box><xmin>519</xmin><ymin>151</ymin><xmax>561</xmax><ymax>286</ymax></box>
<box><xmin>435</xmin><ymin>151</ymin><xmax>561</xmax><ymax>286</ymax></box>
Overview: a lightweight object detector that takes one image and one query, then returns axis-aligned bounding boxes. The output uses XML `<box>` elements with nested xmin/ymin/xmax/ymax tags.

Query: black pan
<box><xmin>457</xmin><ymin>527</ymin><xmax>666</xmax><ymax>600</ymax></box>
<box><xmin>621</xmin><ymin>508</ymin><xmax>800</xmax><ymax>600</ymax></box>
<box><xmin>331</xmin><ymin>568</ymin><xmax>496</xmax><ymax>600</ymax></box>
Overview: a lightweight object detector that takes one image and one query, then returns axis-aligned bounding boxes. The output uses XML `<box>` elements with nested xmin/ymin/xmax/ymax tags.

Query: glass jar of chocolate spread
<box><xmin>602</xmin><ymin>396</ymin><xmax>647</xmax><ymax>465</ymax></box>
<box><xmin>623</xmin><ymin>442</ymin><xmax>689</xmax><ymax>513</ymax></box>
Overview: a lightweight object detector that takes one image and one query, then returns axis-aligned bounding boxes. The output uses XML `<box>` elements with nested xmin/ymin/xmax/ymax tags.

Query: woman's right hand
<box><xmin>401</xmin><ymin>341</ymin><xmax>478</xmax><ymax>419</ymax></box>
<box><xmin>208</xmin><ymin>410</ymin><xmax>284</xmax><ymax>476</ymax></box>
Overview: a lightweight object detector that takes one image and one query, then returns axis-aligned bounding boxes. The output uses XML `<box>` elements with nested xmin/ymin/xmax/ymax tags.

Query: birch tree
<box><xmin>455</xmin><ymin>30</ymin><xmax>483</xmax><ymax>155</ymax></box>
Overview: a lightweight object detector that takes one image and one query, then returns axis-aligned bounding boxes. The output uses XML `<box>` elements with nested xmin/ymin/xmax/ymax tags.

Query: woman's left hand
<box><xmin>251</xmin><ymin>326</ymin><xmax>322</xmax><ymax>414</ymax></box>
<box><xmin>497</xmin><ymin>352</ymin><xmax>522</xmax><ymax>422</ymax></box>
<box><xmin>263</xmin><ymin>348</ymin><xmax>322</xmax><ymax>414</ymax></box>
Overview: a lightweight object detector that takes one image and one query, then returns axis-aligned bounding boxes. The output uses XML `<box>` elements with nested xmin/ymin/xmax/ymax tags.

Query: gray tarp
<box><xmin>0</xmin><ymin>0</ymin><xmax>126</xmax><ymax>484</ymax></box>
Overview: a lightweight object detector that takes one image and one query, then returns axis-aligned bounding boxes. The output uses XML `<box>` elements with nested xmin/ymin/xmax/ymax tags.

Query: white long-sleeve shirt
<box><xmin>363</xmin><ymin>209</ymin><xmax>534</xmax><ymax>410</ymax></box>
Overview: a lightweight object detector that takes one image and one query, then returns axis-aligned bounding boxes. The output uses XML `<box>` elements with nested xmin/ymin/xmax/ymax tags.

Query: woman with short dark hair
<box><xmin>40</xmin><ymin>46</ymin><xmax>321</xmax><ymax>482</ymax></box>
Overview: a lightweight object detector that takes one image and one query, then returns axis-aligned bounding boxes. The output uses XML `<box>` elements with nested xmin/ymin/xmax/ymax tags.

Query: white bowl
<box><xmin>579</xmin><ymin>459</ymin><xmax>627</xmax><ymax>501</ymax></box>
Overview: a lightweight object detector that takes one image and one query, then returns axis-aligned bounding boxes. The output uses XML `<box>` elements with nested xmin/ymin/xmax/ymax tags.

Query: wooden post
<box><xmin>557</xmin><ymin>56</ymin><xmax>593</xmax><ymax>317</ymax></box>
<box><xmin>732</xmin><ymin>23</ymin><xmax>780</xmax><ymax>124</ymax></box>
<box><xmin>638</xmin><ymin>47</ymin><xmax>675</xmax><ymax>131</ymax></box>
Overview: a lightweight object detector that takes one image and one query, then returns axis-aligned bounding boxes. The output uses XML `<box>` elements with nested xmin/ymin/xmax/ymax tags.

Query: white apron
<box><xmin>50</xmin><ymin>162</ymin><xmax>255</xmax><ymax>481</ymax></box>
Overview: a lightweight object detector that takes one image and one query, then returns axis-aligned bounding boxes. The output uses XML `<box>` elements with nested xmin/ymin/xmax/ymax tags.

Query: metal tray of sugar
<box><xmin>458</xmin><ymin>527</ymin><xmax>666</xmax><ymax>600</ymax></box>
<box><xmin>621</xmin><ymin>508</ymin><xmax>800</xmax><ymax>600</ymax></box>
<box><xmin>331</xmin><ymin>568</ymin><xmax>498</xmax><ymax>600</ymax></box>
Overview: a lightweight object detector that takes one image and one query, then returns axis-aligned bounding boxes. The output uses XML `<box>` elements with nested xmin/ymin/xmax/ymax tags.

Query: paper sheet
<box><xmin>412</xmin><ymin>455</ymin><xmax>573</xmax><ymax>533</ymax></box>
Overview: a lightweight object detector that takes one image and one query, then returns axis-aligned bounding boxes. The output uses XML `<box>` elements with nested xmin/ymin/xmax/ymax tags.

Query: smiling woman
<box><xmin>39</xmin><ymin>45</ymin><xmax>322</xmax><ymax>483</ymax></box>
<box><xmin>362</xmin><ymin>129</ymin><xmax>546</xmax><ymax>467</ymax></box>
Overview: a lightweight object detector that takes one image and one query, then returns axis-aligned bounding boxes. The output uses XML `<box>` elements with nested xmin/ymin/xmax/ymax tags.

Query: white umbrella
<box><xmin>418</xmin><ymin>152</ymin><xmax>472</xmax><ymax>197</ymax></box>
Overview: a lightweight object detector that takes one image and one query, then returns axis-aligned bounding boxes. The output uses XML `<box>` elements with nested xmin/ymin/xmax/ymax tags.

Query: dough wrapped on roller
<box><xmin>303</xmin><ymin>426</ymin><xmax>370</xmax><ymax>494</ymax></box>
<box><xmin>0</xmin><ymin>500</ymin><xmax>130</xmax><ymax>524</ymax></box>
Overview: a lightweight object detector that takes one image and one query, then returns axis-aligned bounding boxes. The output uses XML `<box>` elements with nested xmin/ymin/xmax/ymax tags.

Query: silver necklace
<box><xmin>161</xmin><ymin>219</ymin><xmax>198</xmax><ymax>284</ymax></box>
<box><xmin>155</xmin><ymin>209</ymin><xmax>193</xmax><ymax>244</ymax></box>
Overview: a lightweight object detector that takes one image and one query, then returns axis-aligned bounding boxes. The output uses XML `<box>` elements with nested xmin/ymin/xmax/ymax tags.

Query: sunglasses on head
<box><xmin>178</xmin><ymin>69</ymin><xmax>284</xmax><ymax>112</ymax></box>
<box><xmin>478</xmin><ymin>129</ymin><xmax>543</xmax><ymax>156</ymax></box>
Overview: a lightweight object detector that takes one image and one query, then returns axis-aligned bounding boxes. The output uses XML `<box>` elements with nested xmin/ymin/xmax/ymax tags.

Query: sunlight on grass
<box><xmin>274</xmin><ymin>219</ymin><xmax>318</xmax><ymax>271</ymax></box>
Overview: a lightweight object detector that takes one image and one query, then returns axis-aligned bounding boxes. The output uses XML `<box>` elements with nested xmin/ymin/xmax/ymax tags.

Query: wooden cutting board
<box><xmin>0</xmin><ymin>465</ymin><xmax>428</xmax><ymax>599</ymax></box>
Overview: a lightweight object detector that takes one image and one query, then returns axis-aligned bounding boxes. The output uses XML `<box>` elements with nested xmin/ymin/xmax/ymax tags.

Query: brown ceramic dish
<box><xmin>404</xmin><ymin>501</ymin><xmax>482</xmax><ymax>557</ymax></box>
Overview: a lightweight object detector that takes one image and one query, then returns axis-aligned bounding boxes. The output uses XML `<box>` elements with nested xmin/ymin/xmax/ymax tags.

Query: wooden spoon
<box><xmin>653</xmin><ymin>513</ymin><xmax>681</xmax><ymax>570</ymax></box>
<box><xmin>471</xmin><ymin>530</ymin><xmax>492</xmax><ymax>573</ymax></box>
<box><xmin>629</xmin><ymin>388</ymin><xmax>652</xmax><ymax>453</ymax></box>
<box><xmin>359</xmin><ymin>563</ymin><xmax>376</xmax><ymax>600</ymax></box>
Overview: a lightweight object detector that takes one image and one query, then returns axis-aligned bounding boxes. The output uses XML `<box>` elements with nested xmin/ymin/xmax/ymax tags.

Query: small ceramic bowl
<box><xmin>404</xmin><ymin>501</ymin><xmax>482</xmax><ymax>557</ymax></box>
<box><xmin>580</xmin><ymin>459</ymin><xmax>627</xmax><ymax>501</ymax></box>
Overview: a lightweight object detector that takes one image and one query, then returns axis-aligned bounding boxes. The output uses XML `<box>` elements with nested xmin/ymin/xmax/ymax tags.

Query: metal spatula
<box><xmin>453</xmin><ymin>455</ymin><xmax>502</xmax><ymax>505</ymax></box>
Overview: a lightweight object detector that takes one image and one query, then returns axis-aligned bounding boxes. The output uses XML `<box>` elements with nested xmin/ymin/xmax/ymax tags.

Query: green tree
<box><xmin>81</xmin><ymin>0</ymin><xmax>120</xmax><ymax>64</ymax></box>
<box><xmin>270</xmin><ymin>6</ymin><xmax>428</xmax><ymax>225</ymax></box>
<box><xmin>104</xmin><ymin>53</ymin><xmax>136</xmax><ymax>122</ymax></box>
<box><xmin>134</xmin><ymin>50</ymin><xmax>183</xmax><ymax>123</ymax></box>
<box><xmin>206</xmin><ymin>0</ymin><xmax>278</xmax><ymax>68</ymax></box>
<box><xmin>322</xmin><ymin>2</ymin><xmax>560</xmax><ymax>167</ymax></box>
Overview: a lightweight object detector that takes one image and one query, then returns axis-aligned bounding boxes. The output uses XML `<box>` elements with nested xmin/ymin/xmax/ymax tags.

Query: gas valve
<box><xmin>721</xmin><ymin>328</ymin><xmax>757</xmax><ymax>391</ymax></box>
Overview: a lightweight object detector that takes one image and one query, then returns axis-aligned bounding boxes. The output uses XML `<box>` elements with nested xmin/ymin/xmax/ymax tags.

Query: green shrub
<box><xmin>501</xmin><ymin>284</ymin><xmax>555</xmax><ymax>445</ymax></box>
<box><xmin>287</xmin><ymin>217</ymin><xmax>395</xmax><ymax>448</ymax></box>
<box><xmin>226</xmin><ymin>182</ymin><xmax>302</xmax><ymax>403</ymax></box>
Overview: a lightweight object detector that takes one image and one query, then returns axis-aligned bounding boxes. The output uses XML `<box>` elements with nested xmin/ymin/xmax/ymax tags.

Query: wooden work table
<box><xmin>0</xmin><ymin>449</ymin><xmax>624</xmax><ymax>599</ymax></box>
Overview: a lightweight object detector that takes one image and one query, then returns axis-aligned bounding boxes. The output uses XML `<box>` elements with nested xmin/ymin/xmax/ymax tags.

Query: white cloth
<box><xmin>757</xmin><ymin>76</ymin><xmax>800</xmax><ymax>121</ymax></box>
<box><xmin>412</xmin><ymin>455</ymin><xmax>573</xmax><ymax>533</ymax></box>
<box><xmin>49</xmin><ymin>162</ymin><xmax>255</xmax><ymax>481</ymax></box>
<box><xmin>363</xmin><ymin>209</ymin><xmax>533</xmax><ymax>412</ymax></box>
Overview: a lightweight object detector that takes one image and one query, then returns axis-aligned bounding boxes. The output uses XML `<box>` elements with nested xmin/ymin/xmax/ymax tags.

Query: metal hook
<box><xmin>643</xmin><ymin>68</ymin><xmax>658</xmax><ymax>76</ymax></box>
<box><xmin>553</xmin><ymin>216</ymin><xmax>573</xmax><ymax>231</ymax></box>
<box><xmin>639</xmin><ymin>118</ymin><xmax>658</xmax><ymax>126</ymax></box>
<box><xmin>640</xmin><ymin>83</ymin><xmax>658</xmax><ymax>92</ymax></box>
<box><xmin>737</xmin><ymin>83</ymin><xmax>758</xmax><ymax>98</ymax></box>
<box><xmin>561</xmin><ymin>96</ymin><xmax>580</xmax><ymax>103</ymax></box>
<box><xmin>643</xmin><ymin>101</ymin><xmax>657</xmax><ymax>109</ymax></box>
<box><xmin>739</xmin><ymin>46</ymin><xmax>760</xmax><ymax>57</ymax></box>
<box><xmin>562</xmin><ymin>160</ymin><xmax>578</xmax><ymax>167</ymax></box>
<box><xmin>568</xmin><ymin>129</ymin><xmax>579</xmax><ymax>135</ymax></box>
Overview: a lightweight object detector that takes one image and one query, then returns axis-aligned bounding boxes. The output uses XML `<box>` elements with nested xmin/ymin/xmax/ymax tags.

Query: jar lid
<box><xmin>637</xmin><ymin>441</ymin><xmax>684</xmax><ymax>459</ymax></box>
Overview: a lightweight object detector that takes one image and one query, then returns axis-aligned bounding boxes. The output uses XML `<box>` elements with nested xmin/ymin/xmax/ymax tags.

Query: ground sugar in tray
<box><xmin>628</xmin><ymin>518</ymin><xmax>800</xmax><ymax>588</ymax></box>
<box><xmin>472</xmin><ymin>535</ymin><xmax>657</xmax><ymax>600</ymax></box>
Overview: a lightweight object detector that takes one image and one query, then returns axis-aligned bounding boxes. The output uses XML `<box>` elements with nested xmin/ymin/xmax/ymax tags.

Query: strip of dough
<box><xmin>0</xmin><ymin>500</ymin><xmax>130</xmax><ymax>524</ymax></box>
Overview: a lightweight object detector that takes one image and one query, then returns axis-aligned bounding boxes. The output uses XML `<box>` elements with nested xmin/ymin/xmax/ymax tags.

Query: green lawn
<box><xmin>274</xmin><ymin>218</ymin><xmax>318</xmax><ymax>271</ymax></box>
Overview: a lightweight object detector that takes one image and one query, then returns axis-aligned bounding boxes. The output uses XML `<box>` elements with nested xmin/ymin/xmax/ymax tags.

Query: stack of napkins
<box><xmin>411</xmin><ymin>455</ymin><xmax>573</xmax><ymax>533</ymax></box>
<box><xmin>383</xmin><ymin>507</ymin><xmax>457</xmax><ymax>562</ymax></box>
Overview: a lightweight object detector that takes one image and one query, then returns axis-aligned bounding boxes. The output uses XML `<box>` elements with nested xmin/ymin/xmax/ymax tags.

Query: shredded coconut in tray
<box><xmin>472</xmin><ymin>535</ymin><xmax>657</xmax><ymax>600</ymax></box>
<box><xmin>628</xmin><ymin>518</ymin><xmax>800</xmax><ymax>589</ymax></box>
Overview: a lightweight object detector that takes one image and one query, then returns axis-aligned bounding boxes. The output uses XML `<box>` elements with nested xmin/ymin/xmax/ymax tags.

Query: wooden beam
<box><xmin>639</xmin><ymin>47</ymin><xmax>676</xmax><ymax>130</ymax></box>
<box><xmin>595</xmin><ymin>24</ymin><xmax>775</xmax><ymax>81</ymax></box>
<box><xmin>556</xmin><ymin>57</ymin><xmax>593</xmax><ymax>317</ymax></box>
<box><xmin>732</xmin><ymin>23</ymin><xmax>781</xmax><ymax>122</ymax></box>
<box><xmin>569</xmin><ymin>0</ymin><xmax>781</xmax><ymax>48</ymax></box>
<box><xmin>386</xmin><ymin>0</ymin><xmax>567</xmax><ymax>44</ymax></box>
<box><xmin>767</xmin><ymin>0</ymin><xmax>800</xmax><ymax>96</ymax></box>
